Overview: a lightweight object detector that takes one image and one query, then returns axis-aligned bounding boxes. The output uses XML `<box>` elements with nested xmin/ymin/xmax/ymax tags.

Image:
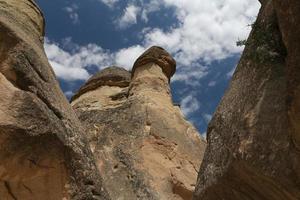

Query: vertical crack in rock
<box><xmin>22</xmin><ymin>184</ymin><xmax>33</xmax><ymax>195</ymax></box>
<box><xmin>4</xmin><ymin>181</ymin><xmax>18</xmax><ymax>200</ymax></box>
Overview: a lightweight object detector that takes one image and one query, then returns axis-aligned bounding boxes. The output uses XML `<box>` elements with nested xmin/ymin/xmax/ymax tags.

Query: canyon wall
<box><xmin>193</xmin><ymin>1</ymin><xmax>300</xmax><ymax>199</ymax></box>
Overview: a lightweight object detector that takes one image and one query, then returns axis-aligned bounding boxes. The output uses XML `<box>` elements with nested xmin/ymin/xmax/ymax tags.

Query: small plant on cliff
<box><xmin>236</xmin><ymin>39</ymin><xmax>247</xmax><ymax>47</ymax></box>
<box><xmin>244</xmin><ymin>17</ymin><xmax>286</xmax><ymax>64</ymax></box>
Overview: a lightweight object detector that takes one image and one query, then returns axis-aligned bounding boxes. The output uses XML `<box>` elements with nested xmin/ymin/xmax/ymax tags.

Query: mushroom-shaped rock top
<box><xmin>71</xmin><ymin>66</ymin><xmax>130</xmax><ymax>102</ymax></box>
<box><xmin>132</xmin><ymin>46</ymin><xmax>176</xmax><ymax>79</ymax></box>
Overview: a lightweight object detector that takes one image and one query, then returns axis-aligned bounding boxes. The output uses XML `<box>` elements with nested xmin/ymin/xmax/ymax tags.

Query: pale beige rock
<box><xmin>72</xmin><ymin>86</ymin><xmax>126</xmax><ymax>111</ymax></box>
<box><xmin>72</xmin><ymin>47</ymin><xmax>206</xmax><ymax>200</ymax></box>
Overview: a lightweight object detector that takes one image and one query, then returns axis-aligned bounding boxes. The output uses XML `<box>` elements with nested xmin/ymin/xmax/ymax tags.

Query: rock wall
<box><xmin>0</xmin><ymin>0</ymin><xmax>109</xmax><ymax>199</ymax></box>
<box><xmin>71</xmin><ymin>47</ymin><xmax>206</xmax><ymax>200</ymax></box>
<box><xmin>193</xmin><ymin>1</ymin><xmax>300</xmax><ymax>199</ymax></box>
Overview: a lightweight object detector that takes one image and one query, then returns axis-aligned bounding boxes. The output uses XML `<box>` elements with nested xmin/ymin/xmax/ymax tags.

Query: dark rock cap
<box><xmin>131</xmin><ymin>46</ymin><xmax>176</xmax><ymax>79</ymax></box>
<box><xmin>71</xmin><ymin>66</ymin><xmax>130</xmax><ymax>102</ymax></box>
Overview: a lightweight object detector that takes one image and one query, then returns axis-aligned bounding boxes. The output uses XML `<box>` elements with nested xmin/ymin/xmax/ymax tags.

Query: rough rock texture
<box><xmin>272</xmin><ymin>0</ymin><xmax>300</xmax><ymax>152</ymax></box>
<box><xmin>71</xmin><ymin>66</ymin><xmax>131</xmax><ymax>102</ymax></box>
<box><xmin>131</xmin><ymin>46</ymin><xmax>176</xmax><ymax>81</ymax></box>
<box><xmin>0</xmin><ymin>0</ymin><xmax>109</xmax><ymax>199</ymax></box>
<box><xmin>193</xmin><ymin>1</ymin><xmax>300</xmax><ymax>199</ymax></box>
<box><xmin>71</xmin><ymin>48</ymin><xmax>206</xmax><ymax>200</ymax></box>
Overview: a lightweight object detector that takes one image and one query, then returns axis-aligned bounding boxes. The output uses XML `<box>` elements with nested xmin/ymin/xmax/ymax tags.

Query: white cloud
<box><xmin>143</xmin><ymin>0</ymin><xmax>260</xmax><ymax>66</ymax></box>
<box><xmin>44</xmin><ymin>39</ymin><xmax>145</xmax><ymax>81</ymax></box>
<box><xmin>172</xmin><ymin>65</ymin><xmax>208</xmax><ymax>86</ymax></box>
<box><xmin>44</xmin><ymin>39</ymin><xmax>113</xmax><ymax>81</ymax></box>
<box><xmin>116</xmin><ymin>5</ymin><xmax>141</xmax><ymax>29</ymax></box>
<box><xmin>181</xmin><ymin>95</ymin><xmax>200</xmax><ymax>117</ymax></box>
<box><xmin>50</xmin><ymin>61</ymin><xmax>89</xmax><ymax>81</ymax></box>
<box><xmin>98</xmin><ymin>0</ymin><xmax>119</xmax><ymax>8</ymax></box>
<box><xmin>115</xmin><ymin>45</ymin><xmax>146</xmax><ymax>70</ymax></box>
<box><xmin>64</xmin><ymin>91</ymin><xmax>74</xmax><ymax>98</ymax></box>
<box><xmin>64</xmin><ymin>4</ymin><xmax>80</xmax><ymax>24</ymax></box>
<box><xmin>226</xmin><ymin>64</ymin><xmax>237</xmax><ymax>78</ymax></box>
<box><xmin>208</xmin><ymin>80</ymin><xmax>217</xmax><ymax>87</ymax></box>
<box><xmin>140</xmin><ymin>0</ymin><xmax>162</xmax><ymax>22</ymax></box>
<box><xmin>203</xmin><ymin>113</ymin><xmax>212</xmax><ymax>123</ymax></box>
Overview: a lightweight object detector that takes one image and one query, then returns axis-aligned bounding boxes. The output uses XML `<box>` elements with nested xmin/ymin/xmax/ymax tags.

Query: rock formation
<box><xmin>193</xmin><ymin>0</ymin><xmax>300</xmax><ymax>199</ymax></box>
<box><xmin>2</xmin><ymin>0</ymin><xmax>300</xmax><ymax>199</ymax></box>
<box><xmin>0</xmin><ymin>0</ymin><xmax>109</xmax><ymax>199</ymax></box>
<box><xmin>71</xmin><ymin>47</ymin><xmax>207</xmax><ymax>200</ymax></box>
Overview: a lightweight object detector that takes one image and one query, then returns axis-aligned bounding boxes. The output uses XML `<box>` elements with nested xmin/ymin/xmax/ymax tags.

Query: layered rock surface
<box><xmin>193</xmin><ymin>1</ymin><xmax>300</xmax><ymax>199</ymax></box>
<box><xmin>0</xmin><ymin>0</ymin><xmax>109</xmax><ymax>199</ymax></box>
<box><xmin>71</xmin><ymin>47</ymin><xmax>207</xmax><ymax>200</ymax></box>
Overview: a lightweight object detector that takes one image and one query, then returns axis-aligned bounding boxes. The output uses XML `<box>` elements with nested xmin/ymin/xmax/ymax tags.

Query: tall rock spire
<box><xmin>129</xmin><ymin>46</ymin><xmax>176</xmax><ymax>102</ymax></box>
<box><xmin>0</xmin><ymin>0</ymin><xmax>109</xmax><ymax>199</ymax></box>
<box><xmin>72</xmin><ymin>46</ymin><xmax>206</xmax><ymax>200</ymax></box>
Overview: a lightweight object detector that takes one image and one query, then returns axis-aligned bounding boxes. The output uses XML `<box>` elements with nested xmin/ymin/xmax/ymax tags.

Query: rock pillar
<box><xmin>72</xmin><ymin>47</ymin><xmax>206</xmax><ymax>200</ymax></box>
<box><xmin>129</xmin><ymin>46</ymin><xmax>176</xmax><ymax>104</ymax></box>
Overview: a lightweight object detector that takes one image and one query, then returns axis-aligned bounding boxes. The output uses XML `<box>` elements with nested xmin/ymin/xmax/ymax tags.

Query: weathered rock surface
<box><xmin>193</xmin><ymin>1</ymin><xmax>300</xmax><ymax>199</ymax></box>
<box><xmin>71</xmin><ymin>66</ymin><xmax>131</xmax><ymax>102</ymax></box>
<box><xmin>72</xmin><ymin>47</ymin><xmax>206</xmax><ymax>200</ymax></box>
<box><xmin>5</xmin><ymin>0</ymin><xmax>300</xmax><ymax>199</ymax></box>
<box><xmin>0</xmin><ymin>0</ymin><xmax>109</xmax><ymax>199</ymax></box>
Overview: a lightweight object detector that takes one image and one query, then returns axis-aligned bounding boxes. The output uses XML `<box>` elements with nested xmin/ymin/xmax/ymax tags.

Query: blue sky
<box><xmin>36</xmin><ymin>0</ymin><xmax>260</xmax><ymax>135</ymax></box>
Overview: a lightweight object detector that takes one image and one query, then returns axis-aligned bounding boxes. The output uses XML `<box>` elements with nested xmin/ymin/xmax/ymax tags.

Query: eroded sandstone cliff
<box><xmin>71</xmin><ymin>47</ymin><xmax>207</xmax><ymax>200</ymax></box>
<box><xmin>0</xmin><ymin>0</ymin><xmax>109</xmax><ymax>199</ymax></box>
<box><xmin>193</xmin><ymin>1</ymin><xmax>300</xmax><ymax>199</ymax></box>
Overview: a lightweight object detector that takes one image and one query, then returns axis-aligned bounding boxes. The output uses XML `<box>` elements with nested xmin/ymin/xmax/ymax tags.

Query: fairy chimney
<box><xmin>72</xmin><ymin>47</ymin><xmax>206</xmax><ymax>200</ymax></box>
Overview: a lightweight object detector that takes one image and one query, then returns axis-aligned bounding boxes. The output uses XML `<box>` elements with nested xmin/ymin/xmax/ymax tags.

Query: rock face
<box><xmin>193</xmin><ymin>1</ymin><xmax>300</xmax><ymax>199</ymax></box>
<box><xmin>71</xmin><ymin>47</ymin><xmax>207</xmax><ymax>200</ymax></box>
<box><xmin>0</xmin><ymin>0</ymin><xmax>109</xmax><ymax>199</ymax></box>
